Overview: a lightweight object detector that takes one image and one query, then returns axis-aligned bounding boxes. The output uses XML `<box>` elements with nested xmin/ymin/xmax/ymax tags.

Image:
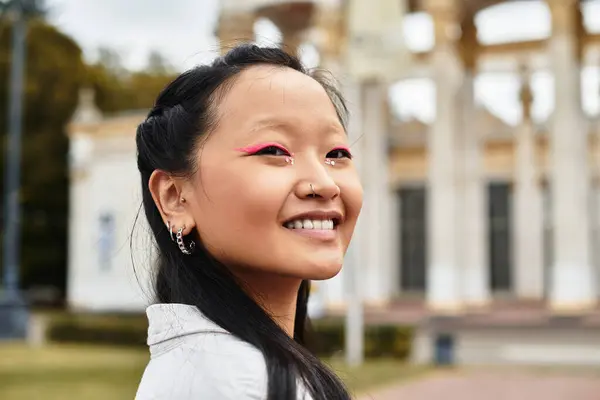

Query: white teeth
<box><xmin>285</xmin><ymin>219</ymin><xmax>335</xmax><ymax>230</ymax></box>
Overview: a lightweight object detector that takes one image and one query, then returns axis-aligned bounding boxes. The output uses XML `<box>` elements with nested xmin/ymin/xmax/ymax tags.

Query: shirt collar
<box><xmin>145</xmin><ymin>303</ymin><xmax>229</xmax><ymax>346</ymax></box>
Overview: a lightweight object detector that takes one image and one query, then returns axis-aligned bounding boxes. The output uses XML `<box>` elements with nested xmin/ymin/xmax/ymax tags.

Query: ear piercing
<box><xmin>166</xmin><ymin>221</ymin><xmax>195</xmax><ymax>255</ymax></box>
<box><xmin>176</xmin><ymin>226</ymin><xmax>195</xmax><ymax>255</ymax></box>
<box><xmin>166</xmin><ymin>221</ymin><xmax>175</xmax><ymax>241</ymax></box>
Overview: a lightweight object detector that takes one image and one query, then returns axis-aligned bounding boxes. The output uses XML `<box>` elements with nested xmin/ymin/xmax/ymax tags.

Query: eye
<box><xmin>326</xmin><ymin>147</ymin><xmax>352</xmax><ymax>159</ymax></box>
<box><xmin>253</xmin><ymin>145</ymin><xmax>290</xmax><ymax>156</ymax></box>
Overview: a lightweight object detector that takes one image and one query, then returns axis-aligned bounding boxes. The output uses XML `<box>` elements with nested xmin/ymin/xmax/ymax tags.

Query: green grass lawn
<box><xmin>0</xmin><ymin>342</ymin><xmax>427</xmax><ymax>400</ymax></box>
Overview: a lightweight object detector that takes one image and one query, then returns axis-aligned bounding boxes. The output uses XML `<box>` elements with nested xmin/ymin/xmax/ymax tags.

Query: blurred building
<box><xmin>67</xmin><ymin>0</ymin><xmax>600</xmax><ymax>365</ymax></box>
<box><xmin>66</xmin><ymin>89</ymin><xmax>151</xmax><ymax>311</ymax></box>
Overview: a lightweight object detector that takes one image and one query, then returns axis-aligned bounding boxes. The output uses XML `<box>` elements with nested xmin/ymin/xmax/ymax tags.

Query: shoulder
<box><xmin>136</xmin><ymin>331</ymin><xmax>268</xmax><ymax>400</ymax></box>
<box><xmin>136</xmin><ymin>304</ymin><xmax>313</xmax><ymax>400</ymax></box>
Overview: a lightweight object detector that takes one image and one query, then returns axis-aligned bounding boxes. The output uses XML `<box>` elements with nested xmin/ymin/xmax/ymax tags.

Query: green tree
<box><xmin>87</xmin><ymin>50</ymin><xmax>177</xmax><ymax>113</ymax></box>
<box><xmin>97</xmin><ymin>47</ymin><xmax>124</xmax><ymax>74</ymax></box>
<box><xmin>146</xmin><ymin>50</ymin><xmax>173</xmax><ymax>76</ymax></box>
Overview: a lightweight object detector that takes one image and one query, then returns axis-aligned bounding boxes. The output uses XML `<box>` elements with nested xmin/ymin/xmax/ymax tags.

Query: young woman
<box><xmin>135</xmin><ymin>44</ymin><xmax>363</xmax><ymax>400</ymax></box>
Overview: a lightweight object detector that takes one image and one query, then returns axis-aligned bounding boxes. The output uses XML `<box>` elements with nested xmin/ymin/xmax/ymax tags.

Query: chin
<box><xmin>299</xmin><ymin>258</ymin><xmax>343</xmax><ymax>281</ymax></box>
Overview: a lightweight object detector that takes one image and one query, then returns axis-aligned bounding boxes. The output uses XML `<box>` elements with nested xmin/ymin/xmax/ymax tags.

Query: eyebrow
<box><xmin>248</xmin><ymin>118</ymin><xmax>290</xmax><ymax>134</ymax></box>
<box><xmin>247</xmin><ymin>117</ymin><xmax>344</xmax><ymax>137</ymax></box>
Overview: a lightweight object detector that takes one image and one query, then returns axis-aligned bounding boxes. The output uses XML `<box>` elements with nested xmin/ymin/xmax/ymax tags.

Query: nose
<box><xmin>296</xmin><ymin>161</ymin><xmax>340</xmax><ymax>201</ymax></box>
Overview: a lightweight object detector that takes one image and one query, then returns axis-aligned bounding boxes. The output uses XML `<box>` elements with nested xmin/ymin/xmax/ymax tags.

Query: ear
<box><xmin>148</xmin><ymin>170</ymin><xmax>195</xmax><ymax>235</ymax></box>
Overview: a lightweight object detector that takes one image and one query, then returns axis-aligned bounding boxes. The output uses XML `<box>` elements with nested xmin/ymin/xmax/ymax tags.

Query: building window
<box><xmin>98</xmin><ymin>212</ymin><xmax>115</xmax><ymax>271</ymax></box>
<box><xmin>399</xmin><ymin>187</ymin><xmax>427</xmax><ymax>292</ymax></box>
<box><xmin>488</xmin><ymin>182</ymin><xmax>512</xmax><ymax>292</ymax></box>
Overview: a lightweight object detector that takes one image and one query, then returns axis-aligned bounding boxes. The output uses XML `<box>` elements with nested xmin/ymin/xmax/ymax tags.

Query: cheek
<box><xmin>338</xmin><ymin>173</ymin><xmax>363</xmax><ymax>234</ymax></box>
<box><xmin>193</xmin><ymin>164</ymin><xmax>289</xmax><ymax>236</ymax></box>
<box><xmin>339</xmin><ymin>169</ymin><xmax>363</xmax><ymax>214</ymax></box>
<box><xmin>191</xmin><ymin>163</ymin><xmax>297</xmax><ymax>272</ymax></box>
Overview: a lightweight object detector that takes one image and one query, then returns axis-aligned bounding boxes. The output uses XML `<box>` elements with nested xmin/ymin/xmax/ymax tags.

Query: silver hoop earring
<box><xmin>166</xmin><ymin>221</ymin><xmax>175</xmax><ymax>242</ymax></box>
<box><xmin>176</xmin><ymin>227</ymin><xmax>195</xmax><ymax>255</ymax></box>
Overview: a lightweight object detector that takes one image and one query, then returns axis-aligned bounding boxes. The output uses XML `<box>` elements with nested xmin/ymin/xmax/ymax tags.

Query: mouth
<box><xmin>283</xmin><ymin>210</ymin><xmax>342</xmax><ymax>230</ymax></box>
<box><xmin>282</xmin><ymin>211</ymin><xmax>343</xmax><ymax>239</ymax></box>
<box><xmin>284</xmin><ymin>218</ymin><xmax>340</xmax><ymax>230</ymax></box>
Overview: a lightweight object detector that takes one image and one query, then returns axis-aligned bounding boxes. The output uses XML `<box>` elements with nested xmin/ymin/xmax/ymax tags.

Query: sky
<box><xmin>46</xmin><ymin>0</ymin><xmax>222</xmax><ymax>70</ymax></box>
<box><xmin>45</xmin><ymin>0</ymin><xmax>600</xmax><ymax>126</ymax></box>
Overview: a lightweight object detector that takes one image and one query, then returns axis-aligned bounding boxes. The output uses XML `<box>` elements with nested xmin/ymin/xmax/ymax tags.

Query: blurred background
<box><xmin>1</xmin><ymin>0</ymin><xmax>600</xmax><ymax>399</ymax></box>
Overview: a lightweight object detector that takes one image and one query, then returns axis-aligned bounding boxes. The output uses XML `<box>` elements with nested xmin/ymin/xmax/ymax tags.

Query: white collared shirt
<box><xmin>135</xmin><ymin>303</ymin><xmax>313</xmax><ymax>399</ymax></box>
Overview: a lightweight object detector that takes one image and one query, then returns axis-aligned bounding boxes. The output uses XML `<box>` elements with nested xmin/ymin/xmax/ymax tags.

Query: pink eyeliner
<box><xmin>235</xmin><ymin>142</ymin><xmax>291</xmax><ymax>155</ymax></box>
<box><xmin>332</xmin><ymin>146</ymin><xmax>352</xmax><ymax>156</ymax></box>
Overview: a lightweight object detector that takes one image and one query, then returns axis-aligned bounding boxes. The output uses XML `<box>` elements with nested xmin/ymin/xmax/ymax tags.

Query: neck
<box><xmin>235</xmin><ymin>271</ymin><xmax>302</xmax><ymax>337</ymax></box>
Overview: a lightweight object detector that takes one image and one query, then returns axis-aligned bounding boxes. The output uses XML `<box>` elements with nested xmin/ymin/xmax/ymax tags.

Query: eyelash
<box><xmin>327</xmin><ymin>148</ymin><xmax>353</xmax><ymax>159</ymax></box>
<box><xmin>244</xmin><ymin>144</ymin><xmax>352</xmax><ymax>160</ymax></box>
<box><xmin>251</xmin><ymin>145</ymin><xmax>291</xmax><ymax>157</ymax></box>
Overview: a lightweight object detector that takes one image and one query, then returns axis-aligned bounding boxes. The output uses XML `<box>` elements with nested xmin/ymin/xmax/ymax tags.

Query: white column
<box><xmin>459</xmin><ymin>72</ymin><xmax>490</xmax><ymax>307</ymax></box>
<box><xmin>595</xmin><ymin>123</ymin><xmax>600</xmax><ymax>300</ymax></box>
<box><xmin>513</xmin><ymin>72</ymin><xmax>545</xmax><ymax>300</ymax></box>
<box><xmin>381</xmin><ymin>97</ymin><xmax>396</xmax><ymax>301</ymax></box>
<box><xmin>547</xmin><ymin>0</ymin><xmax>596</xmax><ymax>311</ymax></box>
<box><xmin>342</xmin><ymin>78</ymin><xmax>365</xmax><ymax>366</ymax></box>
<box><xmin>593</xmin><ymin>73</ymin><xmax>600</xmax><ymax>301</ymax></box>
<box><xmin>362</xmin><ymin>81</ymin><xmax>391</xmax><ymax>305</ymax></box>
<box><xmin>425</xmin><ymin>0</ymin><xmax>463</xmax><ymax>312</ymax></box>
<box><xmin>66</xmin><ymin>134</ymin><xmax>94</xmax><ymax>309</ymax></box>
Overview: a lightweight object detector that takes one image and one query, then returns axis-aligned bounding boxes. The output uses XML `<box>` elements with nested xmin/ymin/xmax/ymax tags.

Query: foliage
<box><xmin>44</xmin><ymin>311</ymin><xmax>414</xmax><ymax>362</ymax></box>
<box><xmin>86</xmin><ymin>47</ymin><xmax>177</xmax><ymax>114</ymax></box>
<box><xmin>309</xmin><ymin>319</ymin><xmax>414</xmax><ymax>360</ymax></box>
<box><xmin>46</xmin><ymin>312</ymin><xmax>148</xmax><ymax>347</ymax></box>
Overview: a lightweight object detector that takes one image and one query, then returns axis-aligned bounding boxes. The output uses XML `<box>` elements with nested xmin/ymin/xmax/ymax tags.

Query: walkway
<box><xmin>358</xmin><ymin>368</ymin><xmax>600</xmax><ymax>400</ymax></box>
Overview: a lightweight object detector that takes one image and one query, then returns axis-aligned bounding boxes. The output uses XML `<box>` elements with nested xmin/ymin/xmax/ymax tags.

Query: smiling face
<box><xmin>181</xmin><ymin>65</ymin><xmax>363</xmax><ymax>282</ymax></box>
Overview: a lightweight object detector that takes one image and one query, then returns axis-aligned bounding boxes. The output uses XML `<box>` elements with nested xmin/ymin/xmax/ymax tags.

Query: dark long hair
<box><xmin>135</xmin><ymin>44</ymin><xmax>351</xmax><ymax>400</ymax></box>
